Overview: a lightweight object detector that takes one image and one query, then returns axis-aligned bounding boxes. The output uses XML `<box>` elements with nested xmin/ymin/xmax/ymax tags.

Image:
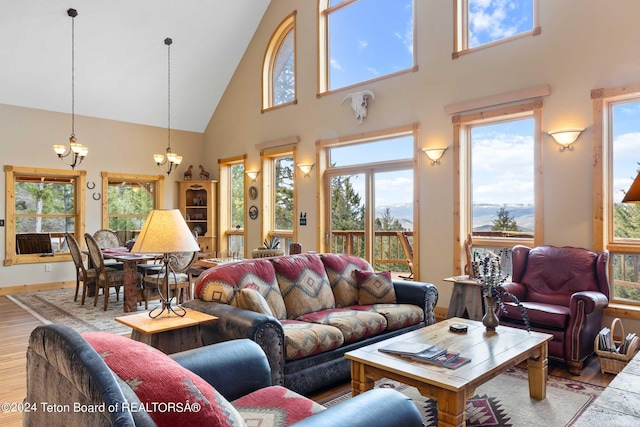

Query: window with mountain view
<box><xmin>454</xmin><ymin>0</ymin><xmax>540</xmax><ymax>57</ymax></box>
<box><xmin>319</xmin><ymin>0</ymin><xmax>415</xmax><ymax>93</ymax></box>
<box><xmin>322</xmin><ymin>127</ymin><xmax>416</xmax><ymax>273</ymax></box>
<box><xmin>471</xmin><ymin>117</ymin><xmax>535</xmax><ymax>239</ymax></box>
<box><xmin>263</xmin><ymin>12</ymin><xmax>296</xmax><ymax>110</ymax></box>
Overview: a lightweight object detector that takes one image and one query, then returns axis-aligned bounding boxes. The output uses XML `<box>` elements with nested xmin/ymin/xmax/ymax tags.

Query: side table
<box><xmin>444</xmin><ymin>276</ymin><xmax>484</xmax><ymax>321</ymax></box>
<box><xmin>115</xmin><ymin>309</ymin><xmax>217</xmax><ymax>354</ymax></box>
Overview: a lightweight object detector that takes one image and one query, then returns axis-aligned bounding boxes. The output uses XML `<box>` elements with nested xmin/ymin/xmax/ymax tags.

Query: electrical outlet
<box><xmin>45</xmin><ymin>264</ymin><xmax>52</xmax><ymax>272</ymax></box>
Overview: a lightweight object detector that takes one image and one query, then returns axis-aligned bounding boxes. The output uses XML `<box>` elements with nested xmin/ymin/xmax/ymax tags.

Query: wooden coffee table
<box><xmin>345</xmin><ymin>318</ymin><xmax>553</xmax><ymax>427</ymax></box>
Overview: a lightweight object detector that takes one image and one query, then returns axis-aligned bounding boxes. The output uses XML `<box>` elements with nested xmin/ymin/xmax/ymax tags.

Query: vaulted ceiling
<box><xmin>0</xmin><ymin>0</ymin><xmax>270</xmax><ymax>132</ymax></box>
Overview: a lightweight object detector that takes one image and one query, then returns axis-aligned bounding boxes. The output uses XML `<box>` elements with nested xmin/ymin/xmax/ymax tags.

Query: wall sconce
<box><xmin>422</xmin><ymin>147</ymin><xmax>448</xmax><ymax>165</ymax></box>
<box><xmin>246</xmin><ymin>170</ymin><xmax>260</xmax><ymax>182</ymax></box>
<box><xmin>548</xmin><ymin>129</ymin><xmax>584</xmax><ymax>151</ymax></box>
<box><xmin>297</xmin><ymin>164</ymin><xmax>315</xmax><ymax>177</ymax></box>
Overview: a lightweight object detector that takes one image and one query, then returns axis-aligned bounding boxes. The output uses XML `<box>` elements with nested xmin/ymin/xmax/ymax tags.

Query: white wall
<box><xmin>0</xmin><ymin>103</ymin><xmax>205</xmax><ymax>288</ymax></box>
<box><xmin>202</xmin><ymin>0</ymin><xmax>640</xmax><ymax>317</ymax></box>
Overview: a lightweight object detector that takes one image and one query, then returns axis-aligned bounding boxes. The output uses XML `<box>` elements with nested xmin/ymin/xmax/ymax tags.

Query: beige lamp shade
<box><xmin>622</xmin><ymin>172</ymin><xmax>640</xmax><ymax>204</ymax></box>
<box><xmin>131</xmin><ymin>209</ymin><xmax>200</xmax><ymax>253</ymax></box>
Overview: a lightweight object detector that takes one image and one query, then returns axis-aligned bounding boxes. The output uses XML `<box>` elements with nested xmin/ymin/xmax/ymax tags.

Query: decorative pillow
<box><xmin>233</xmin><ymin>385</ymin><xmax>325</xmax><ymax>426</ymax></box>
<box><xmin>319</xmin><ymin>254</ymin><xmax>374</xmax><ymax>307</ymax></box>
<box><xmin>271</xmin><ymin>254</ymin><xmax>335</xmax><ymax>319</ymax></box>
<box><xmin>356</xmin><ymin>270</ymin><xmax>396</xmax><ymax>305</ymax></box>
<box><xmin>83</xmin><ymin>332</ymin><xmax>246</xmax><ymax>427</ymax></box>
<box><xmin>237</xmin><ymin>288</ymin><xmax>274</xmax><ymax>316</ymax></box>
<box><xmin>196</xmin><ymin>260</ymin><xmax>287</xmax><ymax>319</ymax></box>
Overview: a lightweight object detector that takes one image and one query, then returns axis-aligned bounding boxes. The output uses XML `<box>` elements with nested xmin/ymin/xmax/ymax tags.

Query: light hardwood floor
<box><xmin>0</xmin><ymin>295</ymin><xmax>615</xmax><ymax>427</ymax></box>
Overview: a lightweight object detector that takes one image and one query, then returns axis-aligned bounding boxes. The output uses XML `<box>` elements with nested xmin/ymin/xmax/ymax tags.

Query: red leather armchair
<box><xmin>499</xmin><ymin>245</ymin><xmax>610</xmax><ymax>375</ymax></box>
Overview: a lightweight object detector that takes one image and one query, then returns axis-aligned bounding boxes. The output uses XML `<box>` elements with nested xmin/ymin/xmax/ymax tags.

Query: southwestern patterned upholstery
<box><xmin>499</xmin><ymin>245</ymin><xmax>610</xmax><ymax>375</ymax></box>
<box><xmin>185</xmin><ymin>253</ymin><xmax>438</xmax><ymax>395</ymax></box>
<box><xmin>26</xmin><ymin>324</ymin><xmax>424</xmax><ymax>426</ymax></box>
<box><xmin>355</xmin><ymin>270</ymin><xmax>397</xmax><ymax>305</ymax></box>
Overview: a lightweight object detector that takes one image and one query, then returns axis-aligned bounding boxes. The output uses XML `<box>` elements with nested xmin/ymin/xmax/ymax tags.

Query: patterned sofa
<box><xmin>183</xmin><ymin>253</ymin><xmax>438</xmax><ymax>395</ymax></box>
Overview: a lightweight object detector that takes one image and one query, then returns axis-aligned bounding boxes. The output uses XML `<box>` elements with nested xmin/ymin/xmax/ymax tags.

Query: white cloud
<box><xmin>365</xmin><ymin>66</ymin><xmax>380</xmax><ymax>76</ymax></box>
<box><xmin>330</xmin><ymin>58</ymin><xmax>343</xmax><ymax>71</ymax></box>
<box><xmin>358</xmin><ymin>40</ymin><xmax>368</xmax><ymax>49</ymax></box>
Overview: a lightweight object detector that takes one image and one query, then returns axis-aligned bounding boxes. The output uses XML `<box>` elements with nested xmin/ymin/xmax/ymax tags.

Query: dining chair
<box><xmin>65</xmin><ymin>232</ymin><xmax>99</xmax><ymax>305</ymax></box>
<box><xmin>142</xmin><ymin>251</ymin><xmax>197</xmax><ymax>309</ymax></box>
<box><xmin>92</xmin><ymin>229</ymin><xmax>121</xmax><ymax>248</ymax></box>
<box><xmin>85</xmin><ymin>233</ymin><xmax>133</xmax><ymax>311</ymax></box>
<box><xmin>92</xmin><ymin>229</ymin><xmax>124</xmax><ymax>270</ymax></box>
<box><xmin>396</xmin><ymin>231</ymin><xmax>414</xmax><ymax>280</ymax></box>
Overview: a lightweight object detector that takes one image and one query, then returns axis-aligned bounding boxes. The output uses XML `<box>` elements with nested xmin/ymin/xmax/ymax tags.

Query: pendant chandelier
<box><xmin>154</xmin><ymin>37</ymin><xmax>182</xmax><ymax>175</ymax></box>
<box><xmin>53</xmin><ymin>8</ymin><xmax>88</xmax><ymax>170</ymax></box>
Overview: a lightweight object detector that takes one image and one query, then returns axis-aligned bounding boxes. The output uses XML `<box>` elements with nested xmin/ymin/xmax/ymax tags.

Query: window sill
<box><xmin>4</xmin><ymin>253</ymin><xmax>72</xmax><ymax>266</ymax></box>
<box><xmin>605</xmin><ymin>303</ymin><xmax>640</xmax><ymax>321</ymax></box>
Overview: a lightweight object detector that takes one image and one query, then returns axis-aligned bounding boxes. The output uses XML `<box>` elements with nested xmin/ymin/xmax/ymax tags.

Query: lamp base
<box><xmin>148</xmin><ymin>255</ymin><xmax>186</xmax><ymax>318</ymax></box>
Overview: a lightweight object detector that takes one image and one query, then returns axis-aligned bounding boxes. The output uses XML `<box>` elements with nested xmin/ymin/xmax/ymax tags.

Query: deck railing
<box><xmin>330</xmin><ymin>230</ymin><xmax>413</xmax><ymax>272</ymax></box>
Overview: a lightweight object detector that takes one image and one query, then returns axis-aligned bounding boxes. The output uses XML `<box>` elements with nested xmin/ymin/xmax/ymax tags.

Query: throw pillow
<box><xmin>83</xmin><ymin>332</ymin><xmax>246</xmax><ymax>427</ymax></box>
<box><xmin>271</xmin><ymin>254</ymin><xmax>335</xmax><ymax>319</ymax></box>
<box><xmin>319</xmin><ymin>254</ymin><xmax>374</xmax><ymax>307</ymax></box>
<box><xmin>237</xmin><ymin>288</ymin><xmax>274</xmax><ymax>316</ymax></box>
<box><xmin>356</xmin><ymin>270</ymin><xmax>397</xmax><ymax>305</ymax></box>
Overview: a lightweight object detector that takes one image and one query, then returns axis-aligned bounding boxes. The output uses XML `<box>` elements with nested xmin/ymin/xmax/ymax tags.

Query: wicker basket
<box><xmin>594</xmin><ymin>317</ymin><xmax>639</xmax><ymax>374</ymax></box>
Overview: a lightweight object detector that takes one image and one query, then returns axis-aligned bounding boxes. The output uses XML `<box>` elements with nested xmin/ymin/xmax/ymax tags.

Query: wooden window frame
<box><xmin>317</xmin><ymin>123</ymin><xmax>420</xmax><ymax>276</ymax></box>
<box><xmin>317</xmin><ymin>0</ymin><xmax>417</xmax><ymax>96</ymax></box>
<box><xmin>261</xmin><ymin>145</ymin><xmax>298</xmax><ymax>246</ymax></box>
<box><xmin>452</xmin><ymin>100</ymin><xmax>544</xmax><ymax>275</ymax></box>
<box><xmin>4</xmin><ymin>165</ymin><xmax>85</xmax><ymax>266</ymax></box>
<box><xmin>262</xmin><ymin>11</ymin><xmax>297</xmax><ymax>112</ymax></box>
<box><xmin>100</xmin><ymin>172</ymin><xmax>164</xmax><ymax>232</ymax></box>
<box><xmin>218</xmin><ymin>155</ymin><xmax>247</xmax><ymax>257</ymax></box>
<box><xmin>592</xmin><ymin>83</ymin><xmax>640</xmax><ymax>317</ymax></box>
<box><xmin>452</xmin><ymin>0</ymin><xmax>541</xmax><ymax>59</ymax></box>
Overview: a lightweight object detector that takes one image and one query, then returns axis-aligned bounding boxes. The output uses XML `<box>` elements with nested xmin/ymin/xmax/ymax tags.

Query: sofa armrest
<box><xmin>570</xmin><ymin>291</ymin><xmax>609</xmax><ymax>315</ymax></box>
<box><xmin>289</xmin><ymin>389</ymin><xmax>423</xmax><ymax>427</ymax></box>
<box><xmin>183</xmin><ymin>299</ymin><xmax>286</xmax><ymax>386</ymax></box>
<box><xmin>171</xmin><ymin>339</ymin><xmax>272</xmax><ymax>401</ymax></box>
<box><xmin>393</xmin><ymin>279</ymin><xmax>439</xmax><ymax>325</ymax></box>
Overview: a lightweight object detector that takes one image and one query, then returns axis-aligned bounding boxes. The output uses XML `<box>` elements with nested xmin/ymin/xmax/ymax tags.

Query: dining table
<box><xmin>100</xmin><ymin>247</ymin><xmax>158</xmax><ymax>313</ymax></box>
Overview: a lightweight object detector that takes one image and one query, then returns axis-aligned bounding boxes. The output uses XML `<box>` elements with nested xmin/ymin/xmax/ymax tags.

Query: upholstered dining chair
<box><xmin>65</xmin><ymin>233</ymin><xmax>98</xmax><ymax>305</ymax></box>
<box><xmin>92</xmin><ymin>229</ymin><xmax>124</xmax><ymax>270</ymax></box>
<box><xmin>142</xmin><ymin>251</ymin><xmax>197</xmax><ymax>309</ymax></box>
<box><xmin>85</xmin><ymin>233</ymin><xmax>141</xmax><ymax>311</ymax></box>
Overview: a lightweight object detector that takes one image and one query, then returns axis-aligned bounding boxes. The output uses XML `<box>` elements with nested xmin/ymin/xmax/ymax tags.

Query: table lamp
<box><xmin>131</xmin><ymin>209</ymin><xmax>200</xmax><ymax>318</ymax></box>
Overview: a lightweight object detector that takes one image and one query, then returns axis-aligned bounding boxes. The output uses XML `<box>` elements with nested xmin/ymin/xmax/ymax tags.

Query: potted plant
<box><xmin>472</xmin><ymin>252</ymin><xmax>530</xmax><ymax>332</ymax></box>
<box><xmin>252</xmin><ymin>237</ymin><xmax>284</xmax><ymax>258</ymax></box>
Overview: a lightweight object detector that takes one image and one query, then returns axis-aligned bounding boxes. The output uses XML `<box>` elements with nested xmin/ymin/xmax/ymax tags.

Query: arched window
<box><xmin>262</xmin><ymin>12</ymin><xmax>296</xmax><ymax>111</ymax></box>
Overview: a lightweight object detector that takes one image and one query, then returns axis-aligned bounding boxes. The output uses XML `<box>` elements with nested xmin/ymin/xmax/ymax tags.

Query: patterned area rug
<box><xmin>322</xmin><ymin>367</ymin><xmax>604</xmax><ymax>427</ymax></box>
<box><xmin>7</xmin><ymin>288</ymin><xmax>162</xmax><ymax>335</ymax></box>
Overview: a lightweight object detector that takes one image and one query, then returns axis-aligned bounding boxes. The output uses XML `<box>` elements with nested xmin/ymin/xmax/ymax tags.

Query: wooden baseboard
<box><xmin>0</xmin><ymin>281</ymin><xmax>75</xmax><ymax>296</ymax></box>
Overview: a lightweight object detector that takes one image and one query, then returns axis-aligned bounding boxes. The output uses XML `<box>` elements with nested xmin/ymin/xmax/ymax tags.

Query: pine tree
<box><xmin>491</xmin><ymin>206</ymin><xmax>520</xmax><ymax>232</ymax></box>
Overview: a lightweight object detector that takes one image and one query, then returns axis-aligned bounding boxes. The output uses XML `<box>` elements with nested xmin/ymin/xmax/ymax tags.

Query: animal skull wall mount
<box><xmin>341</xmin><ymin>90</ymin><xmax>375</xmax><ymax>125</ymax></box>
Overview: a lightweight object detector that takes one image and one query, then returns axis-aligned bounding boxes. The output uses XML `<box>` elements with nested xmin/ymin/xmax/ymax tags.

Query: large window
<box><xmin>454</xmin><ymin>101</ymin><xmax>543</xmax><ymax>272</ymax></box>
<box><xmin>319</xmin><ymin>0</ymin><xmax>415</xmax><ymax>93</ymax></box>
<box><xmin>4</xmin><ymin>165</ymin><xmax>85</xmax><ymax>265</ymax></box>
<box><xmin>101</xmin><ymin>172</ymin><xmax>164</xmax><ymax>244</ymax></box>
<box><xmin>261</xmin><ymin>146</ymin><xmax>297</xmax><ymax>251</ymax></box>
<box><xmin>218</xmin><ymin>156</ymin><xmax>246</xmax><ymax>257</ymax></box>
<box><xmin>453</xmin><ymin>0</ymin><xmax>540</xmax><ymax>58</ymax></box>
<box><xmin>319</xmin><ymin>125</ymin><xmax>418</xmax><ymax>275</ymax></box>
<box><xmin>262</xmin><ymin>12</ymin><xmax>296</xmax><ymax>111</ymax></box>
<box><xmin>593</xmin><ymin>83</ymin><xmax>640</xmax><ymax>308</ymax></box>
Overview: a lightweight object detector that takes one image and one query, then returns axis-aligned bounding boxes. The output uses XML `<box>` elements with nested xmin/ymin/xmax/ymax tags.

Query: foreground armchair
<box><xmin>499</xmin><ymin>245</ymin><xmax>610</xmax><ymax>375</ymax></box>
<box><xmin>25</xmin><ymin>324</ymin><xmax>424</xmax><ymax>427</ymax></box>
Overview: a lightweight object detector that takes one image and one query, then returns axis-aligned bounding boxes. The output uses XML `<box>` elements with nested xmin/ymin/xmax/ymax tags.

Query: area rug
<box><xmin>7</xmin><ymin>288</ymin><xmax>162</xmax><ymax>335</ymax></box>
<box><xmin>322</xmin><ymin>367</ymin><xmax>604</xmax><ymax>427</ymax></box>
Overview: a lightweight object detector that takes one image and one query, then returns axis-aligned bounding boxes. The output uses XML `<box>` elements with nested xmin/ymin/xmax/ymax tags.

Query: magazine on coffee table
<box><xmin>410</xmin><ymin>351</ymin><xmax>471</xmax><ymax>369</ymax></box>
<box><xmin>379</xmin><ymin>342</ymin><xmax>439</xmax><ymax>356</ymax></box>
